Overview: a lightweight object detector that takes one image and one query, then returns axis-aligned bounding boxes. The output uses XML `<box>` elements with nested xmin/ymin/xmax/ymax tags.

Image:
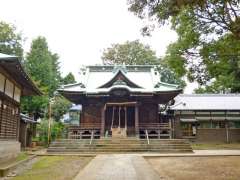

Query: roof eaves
<box><xmin>0</xmin><ymin>54</ymin><xmax>42</xmax><ymax>95</ymax></box>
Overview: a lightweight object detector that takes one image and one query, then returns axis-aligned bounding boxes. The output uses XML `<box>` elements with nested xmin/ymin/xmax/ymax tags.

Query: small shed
<box><xmin>19</xmin><ymin>113</ymin><xmax>38</xmax><ymax>148</ymax></box>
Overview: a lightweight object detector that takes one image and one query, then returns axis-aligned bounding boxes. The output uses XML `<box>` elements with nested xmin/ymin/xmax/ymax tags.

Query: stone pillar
<box><xmin>135</xmin><ymin>104</ymin><xmax>139</xmax><ymax>138</ymax></box>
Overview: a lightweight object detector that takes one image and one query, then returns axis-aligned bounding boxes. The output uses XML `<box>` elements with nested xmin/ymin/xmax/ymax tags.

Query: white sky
<box><xmin>0</xmin><ymin>0</ymin><xmax>197</xmax><ymax>93</ymax></box>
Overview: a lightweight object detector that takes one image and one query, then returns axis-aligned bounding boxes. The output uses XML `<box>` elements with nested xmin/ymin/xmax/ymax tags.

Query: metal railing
<box><xmin>90</xmin><ymin>131</ymin><xmax>94</xmax><ymax>145</ymax></box>
<box><xmin>145</xmin><ymin>130</ymin><xmax>150</xmax><ymax>145</ymax></box>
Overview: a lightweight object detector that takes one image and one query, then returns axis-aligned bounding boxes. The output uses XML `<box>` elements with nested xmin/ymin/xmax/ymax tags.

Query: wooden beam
<box><xmin>106</xmin><ymin>102</ymin><xmax>137</xmax><ymax>106</ymax></box>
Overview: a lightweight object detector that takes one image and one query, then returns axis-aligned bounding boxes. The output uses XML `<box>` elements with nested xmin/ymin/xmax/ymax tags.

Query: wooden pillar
<box><xmin>111</xmin><ymin>106</ymin><xmax>115</xmax><ymax>129</ymax></box>
<box><xmin>225</xmin><ymin>111</ymin><xmax>229</xmax><ymax>143</ymax></box>
<box><xmin>80</xmin><ymin>105</ymin><xmax>85</xmax><ymax>126</ymax></box>
<box><xmin>124</xmin><ymin>106</ymin><xmax>127</xmax><ymax>131</ymax></box>
<box><xmin>100</xmin><ymin>105</ymin><xmax>105</xmax><ymax>137</ymax></box>
<box><xmin>226</xmin><ymin>121</ymin><xmax>229</xmax><ymax>143</ymax></box>
<box><xmin>118</xmin><ymin>106</ymin><xmax>121</xmax><ymax>128</ymax></box>
<box><xmin>135</xmin><ymin>104</ymin><xmax>139</xmax><ymax>138</ymax></box>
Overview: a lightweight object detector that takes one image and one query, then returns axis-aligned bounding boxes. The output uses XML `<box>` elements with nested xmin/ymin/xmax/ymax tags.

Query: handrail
<box><xmin>105</xmin><ymin>130</ymin><xmax>108</xmax><ymax>138</ymax></box>
<box><xmin>145</xmin><ymin>130</ymin><xmax>150</xmax><ymax>145</ymax></box>
<box><xmin>90</xmin><ymin>131</ymin><xmax>94</xmax><ymax>145</ymax></box>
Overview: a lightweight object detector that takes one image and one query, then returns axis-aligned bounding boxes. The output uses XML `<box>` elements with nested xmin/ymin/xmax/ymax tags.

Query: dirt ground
<box><xmin>5</xmin><ymin>156</ymin><xmax>93</xmax><ymax>180</ymax></box>
<box><xmin>146</xmin><ymin>156</ymin><xmax>240</xmax><ymax>180</ymax></box>
<box><xmin>192</xmin><ymin>143</ymin><xmax>240</xmax><ymax>150</ymax></box>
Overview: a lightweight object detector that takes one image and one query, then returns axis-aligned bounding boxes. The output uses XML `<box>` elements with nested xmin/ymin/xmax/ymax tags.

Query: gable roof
<box><xmin>98</xmin><ymin>70</ymin><xmax>142</xmax><ymax>89</ymax></box>
<box><xmin>0</xmin><ymin>53</ymin><xmax>42</xmax><ymax>96</ymax></box>
<box><xmin>171</xmin><ymin>94</ymin><xmax>240</xmax><ymax>110</ymax></box>
<box><xmin>58</xmin><ymin>65</ymin><xmax>181</xmax><ymax>95</ymax></box>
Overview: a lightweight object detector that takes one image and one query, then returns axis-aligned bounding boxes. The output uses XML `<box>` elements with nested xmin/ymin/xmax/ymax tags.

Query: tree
<box><xmin>51</xmin><ymin>95</ymin><xmax>71</xmax><ymax>121</ymax></box>
<box><xmin>21</xmin><ymin>37</ymin><xmax>61</xmax><ymax>118</ymax></box>
<box><xmin>128</xmin><ymin>0</ymin><xmax>240</xmax><ymax>92</ymax></box>
<box><xmin>24</xmin><ymin>36</ymin><xmax>61</xmax><ymax>96</ymax></box>
<box><xmin>128</xmin><ymin>0</ymin><xmax>240</xmax><ymax>39</ymax></box>
<box><xmin>0</xmin><ymin>21</ymin><xmax>23</xmax><ymax>58</ymax></box>
<box><xmin>102</xmin><ymin>40</ymin><xmax>184</xmax><ymax>86</ymax></box>
<box><xmin>102</xmin><ymin>40</ymin><xmax>159</xmax><ymax>65</ymax></box>
<box><xmin>61</xmin><ymin>72</ymin><xmax>76</xmax><ymax>85</ymax></box>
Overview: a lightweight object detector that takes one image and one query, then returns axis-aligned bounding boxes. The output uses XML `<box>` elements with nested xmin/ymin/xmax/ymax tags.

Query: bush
<box><xmin>37</xmin><ymin>119</ymin><xmax>65</xmax><ymax>145</ymax></box>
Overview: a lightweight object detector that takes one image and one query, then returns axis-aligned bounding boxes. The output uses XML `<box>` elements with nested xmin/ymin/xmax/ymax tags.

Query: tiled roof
<box><xmin>171</xmin><ymin>94</ymin><xmax>240</xmax><ymax>110</ymax></box>
<box><xmin>59</xmin><ymin>65</ymin><xmax>181</xmax><ymax>94</ymax></box>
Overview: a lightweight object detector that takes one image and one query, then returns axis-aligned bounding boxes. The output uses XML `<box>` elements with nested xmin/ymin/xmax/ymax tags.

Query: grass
<box><xmin>146</xmin><ymin>156</ymin><xmax>240</xmax><ymax>180</ymax></box>
<box><xmin>191</xmin><ymin>143</ymin><xmax>240</xmax><ymax>150</ymax></box>
<box><xmin>12</xmin><ymin>156</ymin><xmax>92</xmax><ymax>180</ymax></box>
<box><xmin>16</xmin><ymin>152</ymin><xmax>29</xmax><ymax>162</ymax></box>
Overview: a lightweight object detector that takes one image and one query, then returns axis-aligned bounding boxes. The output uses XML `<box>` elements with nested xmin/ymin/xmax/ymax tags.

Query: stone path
<box><xmin>74</xmin><ymin>154</ymin><xmax>160</xmax><ymax>180</ymax></box>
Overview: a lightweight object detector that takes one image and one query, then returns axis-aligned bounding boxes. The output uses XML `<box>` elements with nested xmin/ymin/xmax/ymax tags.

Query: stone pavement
<box><xmin>142</xmin><ymin>150</ymin><xmax>240</xmax><ymax>157</ymax></box>
<box><xmin>73</xmin><ymin>154</ymin><xmax>160</xmax><ymax>180</ymax></box>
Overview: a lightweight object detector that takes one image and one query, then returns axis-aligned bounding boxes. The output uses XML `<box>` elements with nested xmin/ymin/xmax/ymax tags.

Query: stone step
<box><xmin>52</xmin><ymin>140</ymin><xmax>189</xmax><ymax>144</ymax></box>
<box><xmin>50</xmin><ymin>146</ymin><xmax>191</xmax><ymax>150</ymax></box>
<box><xmin>50</xmin><ymin>144</ymin><xmax>189</xmax><ymax>148</ymax></box>
<box><xmin>47</xmin><ymin>148</ymin><xmax>193</xmax><ymax>153</ymax></box>
<box><xmin>47</xmin><ymin>138</ymin><xmax>193</xmax><ymax>153</ymax></box>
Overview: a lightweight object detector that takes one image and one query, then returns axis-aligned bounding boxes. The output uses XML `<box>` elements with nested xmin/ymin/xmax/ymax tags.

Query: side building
<box><xmin>0</xmin><ymin>53</ymin><xmax>41</xmax><ymax>163</ymax></box>
<box><xmin>171</xmin><ymin>94</ymin><xmax>240</xmax><ymax>143</ymax></box>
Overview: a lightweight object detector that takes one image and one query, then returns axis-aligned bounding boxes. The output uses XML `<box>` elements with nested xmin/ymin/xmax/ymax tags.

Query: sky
<box><xmin>0</xmin><ymin>0</ymin><xmax>197</xmax><ymax>93</ymax></box>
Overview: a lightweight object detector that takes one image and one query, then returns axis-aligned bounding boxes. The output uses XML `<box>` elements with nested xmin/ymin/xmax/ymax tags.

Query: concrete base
<box><xmin>0</xmin><ymin>140</ymin><xmax>21</xmax><ymax>164</ymax></box>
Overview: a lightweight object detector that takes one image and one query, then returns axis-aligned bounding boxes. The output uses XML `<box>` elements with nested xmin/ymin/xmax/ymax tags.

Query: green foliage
<box><xmin>24</xmin><ymin>37</ymin><xmax>61</xmax><ymax>96</ymax></box>
<box><xmin>37</xmin><ymin>119</ymin><xmax>65</xmax><ymax>145</ymax></box>
<box><xmin>61</xmin><ymin>72</ymin><xmax>76</xmax><ymax>85</ymax></box>
<box><xmin>128</xmin><ymin>0</ymin><xmax>240</xmax><ymax>92</ymax></box>
<box><xmin>195</xmin><ymin>34</ymin><xmax>240</xmax><ymax>93</ymax></box>
<box><xmin>102</xmin><ymin>40</ymin><xmax>184</xmax><ymax>86</ymax></box>
<box><xmin>21</xmin><ymin>95</ymin><xmax>49</xmax><ymax>119</ymax></box>
<box><xmin>102</xmin><ymin>40</ymin><xmax>159</xmax><ymax>65</ymax></box>
<box><xmin>51</xmin><ymin>95</ymin><xmax>71</xmax><ymax>121</ymax></box>
<box><xmin>0</xmin><ymin>21</ymin><xmax>23</xmax><ymax>59</ymax></box>
<box><xmin>21</xmin><ymin>36</ymin><xmax>62</xmax><ymax>118</ymax></box>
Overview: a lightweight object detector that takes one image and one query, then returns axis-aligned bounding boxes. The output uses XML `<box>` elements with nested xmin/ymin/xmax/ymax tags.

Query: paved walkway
<box><xmin>142</xmin><ymin>150</ymin><xmax>240</xmax><ymax>157</ymax></box>
<box><xmin>74</xmin><ymin>154</ymin><xmax>160</xmax><ymax>180</ymax></box>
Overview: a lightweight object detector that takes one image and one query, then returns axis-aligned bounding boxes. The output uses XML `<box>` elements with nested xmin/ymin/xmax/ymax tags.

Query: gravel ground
<box><xmin>146</xmin><ymin>156</ymin><xmax>240</xmax><ymax>180</ymax></box>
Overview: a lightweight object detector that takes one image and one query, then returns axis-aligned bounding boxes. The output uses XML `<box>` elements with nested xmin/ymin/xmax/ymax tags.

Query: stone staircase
<box><xmin>47</xmin><ymin>138</ymin><xmax>193</xmax><ymax>153</ymax></box>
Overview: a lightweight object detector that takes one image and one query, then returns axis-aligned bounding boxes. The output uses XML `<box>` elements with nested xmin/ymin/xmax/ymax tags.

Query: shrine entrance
<box><xmin>104</xmin><ymin>102</ymin><xmax>138</xmax><ymax>138</ymax></box>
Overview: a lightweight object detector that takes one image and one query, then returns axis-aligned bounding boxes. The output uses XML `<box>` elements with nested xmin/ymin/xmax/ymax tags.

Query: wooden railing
<box><xmin>139</xmin><ymin>123</ymin><xmax>172</xmax><ymax>139</ymax></box>
<box><xmin>69</xmin><ymin>123</ymin><xmax>101</xmax><ymax>130</ymax></box>
<box><xmin>139</xmin><ymin>123</ymin><xmax>171</xmax><ymax>130</ymax></box>
<box><xmin>68</xmin><ymin>123</ymin><xmax>101</xmax><ymax>139</ymax></box>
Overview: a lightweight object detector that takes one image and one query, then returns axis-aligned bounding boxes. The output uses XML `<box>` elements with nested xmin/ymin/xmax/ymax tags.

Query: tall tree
<box><xmin>21</xmin><ymin>37</ymin><xmax>61</xmax><ymax>119</ymax></box>
<box><xmin>61</xmin><ymin>72</ymin><xmax>76</xmax><ymax>85</ymax></box>
<box><xmin>128</xmin><ymin>0</ymin><xmax>240</xmax><ymax>92</ymax></box>
<box><xmin>24</xmin><ymin>37</ymin><xmax>61</xmax><ymax>96</ymax></box>
<box><xmin>0</xmin><ymin>21</ymin><xmax>23</xmax><ymax>58</ymax></box>
<box><xmin>102</xmin><ymin>40</ymin><xmax>159</xmax><ymax>65</ymax></box>
<box><xmin>102</xmin><ymin>40</ymin><xmax>184</xmax><ymax>86</ymax></box>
